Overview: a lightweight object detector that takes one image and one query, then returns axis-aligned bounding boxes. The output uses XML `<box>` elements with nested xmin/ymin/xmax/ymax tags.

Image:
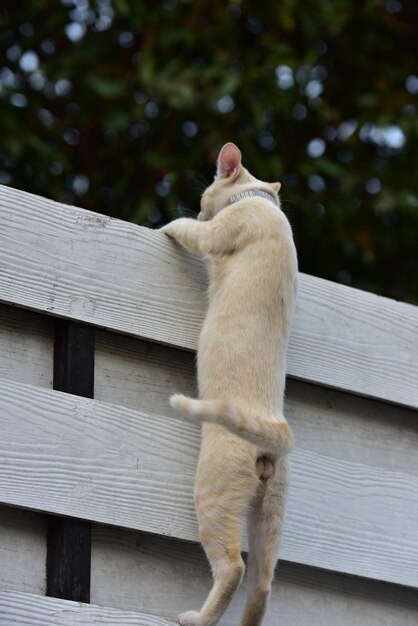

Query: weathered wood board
<box><xmin>1</xmin><ymin>185</ymin><xmax>417</xmax><ymax>408</ymax></box>
<box><xmin>92</xmin><ymin>525</ymin><xmax>418</xmax><ymax>626</ymax></box>
<box><xmin>0</xmin><ymin>377</ymin><xmax>417</xmax><ymax>587</ymax></box>
<box><xmin>1</xmin><ymin>506</ymin><xmax>418</xmax><ymax>626</ymax></box>
<box><xmin>0</xmin><ymin>304</ymin><xmax>53</xmax><ymax>388</ymax></box>
<box><xmin>0</xmin><ymin>505</ymin><xmax>46</xmax><ymax>596</ymax></box>
<box><xmin>1</xmin><ymin>179</ymin><xmax>418</xmax><ymax>621</ymax></box>
<box><xmin>94</xmin><ymin>329</ymin><xmax>418</xmax><ymax>477</ymax></box>
<box><xmin>0</xmin><ymin>590</ymin><xmax>176</xmax><ymax>625</ymax></box>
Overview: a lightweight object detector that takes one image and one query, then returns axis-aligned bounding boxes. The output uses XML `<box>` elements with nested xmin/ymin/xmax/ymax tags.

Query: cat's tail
<box><xmin>169</xmin><ymin>394</ymin><xmax>293</xmax><ymax>455</ymax></box>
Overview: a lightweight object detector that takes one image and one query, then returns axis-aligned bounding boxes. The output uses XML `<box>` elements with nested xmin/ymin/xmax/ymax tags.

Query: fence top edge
<box><xmin>1</xmin><ymin>184</ymin><xmax>417</xmax><ymax>410</ymax></box>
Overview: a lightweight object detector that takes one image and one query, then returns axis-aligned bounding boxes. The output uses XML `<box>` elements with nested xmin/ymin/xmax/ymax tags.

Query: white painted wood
<box><xmin>0</xmin><ymin>304</ymin><xmax>53</xmax><ymax>388</ymax></box>
<box><xmin>1</xmin><ymin>185</ymin><xmax>417</xmax><ymax>408</ymax></box>
<box><xmin>92</xmin><ymin>526</ymin><xmax>418</xmax><ymax>626</ymax></box>
<box><xmin>94</xmin><ymin>329</ymin><xmax>197</xmax><ymax>417</ymax></box>
<box><xmin>0</xmin><ymin>591</ymin><xmax>176</xmax><ymax>625</ymax></box>
<box><xmin>1</xmin><ymin>509</ymin><xmax>416</xmax><ymax>625</ymax></box>
<box><xmin>291</xmin><ymin>273</ymin><xmax>418</xmax><ymax>409</ymax></box>
<box><xmin>0</xmin><ymin>505</ymin><xmax>46</xmax><ymax>595</ymax></box>
<box><xmin>0</xmin><ymin>378</ymin><xmax>417</xmax><ymax>587</ymax></box>
<box><xmin>0</xmin><ymin>183</ymin><xmax>206</xmax><ymax>353</ymax></box>
<box><xmin>95</xmin><ymin>330</ymin><xmax>418</xmax><ymax>476</ymax></box>
<box><xmin>0</xmin><ymin>312</ymin><xmax>414</xmax><ymax>482</ymax></box>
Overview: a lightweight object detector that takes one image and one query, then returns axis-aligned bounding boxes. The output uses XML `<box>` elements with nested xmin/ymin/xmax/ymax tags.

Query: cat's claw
<box><xmin>177</xmin><ymin>610</ymin><xmax>202</xmax><ymax>626</ymax></box>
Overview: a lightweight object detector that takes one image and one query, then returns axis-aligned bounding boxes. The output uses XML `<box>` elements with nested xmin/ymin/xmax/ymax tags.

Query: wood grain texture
<box><xmin>0</xmin><ymin>591</ymin><xmax>176</xmax><ymax>625</ymax></box>
<box><xmin>92</xmin><ymin>525</ymin><xmax>418</xmax><ymax>626</ymax></box>
<box><xmin>0</xmin><ymin>505</ymin><xmax>46</xmax><ymax>596</ymax></box>
<box><xmin>0</xmin><ymin>377</ymin><xmax>417</xmax><ymax>587</ymax></box>
<box><xmin>1</xmin><ymin>510</ymin><xmax>417</xmax><ymax>626</ymax></box>
<box><xmin>0</xmin><ymin>303</ymin><xmax>53</xmax><ymax>388</ymax></box>
<box><xmin>1</xmin><ymin>185</ymin><xmax>417</xmax><ymax>408</ymax></box>
<box><xmin>95</xmin><ymin>330</ymin><xmax>418</xmax><ymax>476</ymax></box>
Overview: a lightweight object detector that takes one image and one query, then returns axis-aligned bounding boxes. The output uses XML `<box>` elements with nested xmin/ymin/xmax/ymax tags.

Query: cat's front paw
<box><xmin>160</xmin><ymin>218</ymin><xmax>190</xmax><ymax>238</ymax></box>
<box><xmin>160</xmin><ymin>223</ymin><xmax>175</xmax><ymax>238</ymax></box>
<box><xmin>178</xmin><ymin>610</ymin><xmax>202</xmax><ymax>626</ymax></box>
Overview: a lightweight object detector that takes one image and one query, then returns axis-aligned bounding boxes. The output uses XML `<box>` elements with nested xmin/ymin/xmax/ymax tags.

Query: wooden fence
<box><xmin>0</xmin><ymin>183</ymin><xmax>417</xmax><ymax>625</ymax></box>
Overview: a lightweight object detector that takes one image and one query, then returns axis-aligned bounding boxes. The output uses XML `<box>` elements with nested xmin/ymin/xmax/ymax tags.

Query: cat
<box><xmin>161</xmin><ymin>142</ymin><xmax>298</xmax><ymax>626</ymax></box>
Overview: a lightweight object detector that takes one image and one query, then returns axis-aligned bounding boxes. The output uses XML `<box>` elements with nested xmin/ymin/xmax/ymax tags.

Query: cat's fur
<box><xmin>161</xmin><ymin>143</ymin><xmax>298</xmax><ymax>626</ymax></box>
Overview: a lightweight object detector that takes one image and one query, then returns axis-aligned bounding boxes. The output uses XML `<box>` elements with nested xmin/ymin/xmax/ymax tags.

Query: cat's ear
<box><xmin>217</xmin><ymin>143</ymin><xmax>242</xmax><ymax>179</ymax></box>
<box><xmin>271</xmin><ymin>182</ymin><xmax>281</xmax><ymax>193</ymax></box>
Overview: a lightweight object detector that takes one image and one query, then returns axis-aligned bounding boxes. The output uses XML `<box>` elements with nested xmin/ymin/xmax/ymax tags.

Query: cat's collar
<box><xmin>227</xmin><ymin>189</ymin><xmax>278</xmax><ymax>207</ymax></box>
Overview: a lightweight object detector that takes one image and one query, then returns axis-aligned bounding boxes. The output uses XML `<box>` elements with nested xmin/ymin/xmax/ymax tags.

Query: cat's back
<box><xmin>198</xmin><ymin>199</ymin><xmax>297</xmax><ymax>408</ymax></box>
<box><xmin>208</xmin><ymin>200</ymin><xmax>297</xmax><ymax>313</ymax></box>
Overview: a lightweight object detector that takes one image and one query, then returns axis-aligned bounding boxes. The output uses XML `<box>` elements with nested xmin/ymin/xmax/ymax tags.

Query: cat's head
<box><xmin>198</xmin><ymin>143</ymin><xmax>281</xmax><ymax>221</ymax></box>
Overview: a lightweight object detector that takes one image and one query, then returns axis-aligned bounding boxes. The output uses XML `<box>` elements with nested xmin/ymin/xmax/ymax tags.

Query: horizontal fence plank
<box><xmin>1</xmin><ymin>509</ymin><xmax>417</xmax><ymax>626</ymax></box>
<box><xmin>0</xmin><ymin>591</ymin><xmax>176</xmax><ymax>625</ymax></box>
<box><xmin>0</xmin><ymin>303</ymin><xmax>53</xmax><ymax>388</ymax></box>
<box><xmin>0</xmin><ymin>505</ymin><xmax>46</xmax><ymax>596</ymax></box>
<box><xmin>92</xmin><ymin>525</ymin><xmax>418</xmax><ymax>626</ymax></box>
<box><xmin>0</xmin><ymin>184</ymin><xmax>205</xmax><ymax>352</ymax></box>
<box><xmin>0</xmin><ymin>377</ymin><xmax>417</xmax><ymax>588</ymax></box>
<box><xmin>94</xmin><ymin>330</ymin><xmax>418</xmax><ymax>477</ymax></box>
<box><xmin>1</xmin><ymin>185</ymin><xmax>417</xmax><ymax>408</ymax></box>
<box><xmin>1</xmin><ymin>306</ymin><xmax>416</xmax><ymax>481</ymax></box>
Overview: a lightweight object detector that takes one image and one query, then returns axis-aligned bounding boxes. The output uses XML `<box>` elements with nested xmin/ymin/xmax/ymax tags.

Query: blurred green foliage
<box><xmin>1</xmin><ymin>0</ymin><xmax>417</xmax><ymax>302</ymax></box>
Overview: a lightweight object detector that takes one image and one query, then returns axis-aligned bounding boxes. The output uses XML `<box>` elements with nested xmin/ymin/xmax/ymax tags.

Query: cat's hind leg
<box><xmin>178</xmin><ymin>539</ymin><xmax>244</xmax><ymax>626</ymax></box>
<box><xmin>239</xmin><ymin>455</ymin><xmax>289</xmax><ymax>626</ymax></box>
<box><xmin>178</xmin><ymin>434</ymin><xmax>259</xmax><ymax>626</ymax></box>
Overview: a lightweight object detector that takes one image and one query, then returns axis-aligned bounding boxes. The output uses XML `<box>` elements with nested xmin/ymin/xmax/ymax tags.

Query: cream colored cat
<box><xmin>161</xmin><ymin>143</ymin><xmax>298</xmax><ymax>626</ymax></box>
